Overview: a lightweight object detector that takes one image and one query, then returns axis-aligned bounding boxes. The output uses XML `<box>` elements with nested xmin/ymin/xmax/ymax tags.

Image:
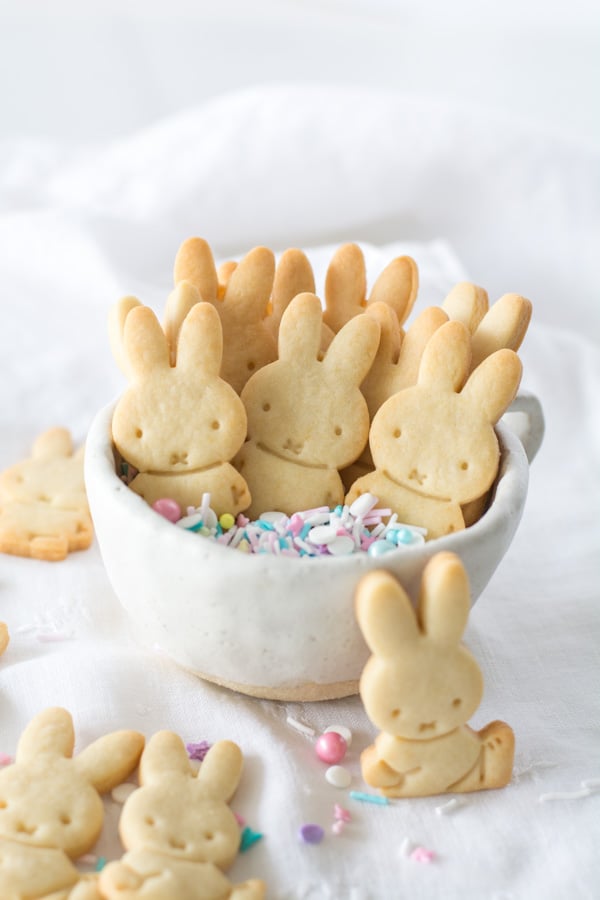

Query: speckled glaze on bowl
<box><xmin>84</xmin><ymin>392</ymin><xmax>543</xmax><ymax>701</ymax></box>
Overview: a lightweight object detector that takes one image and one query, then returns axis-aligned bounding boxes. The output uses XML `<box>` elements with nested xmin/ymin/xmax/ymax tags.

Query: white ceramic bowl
<box><xmin>85</xmin><ymin>392</ymin><xmax>544</xmax><ymax>701</ymax></box>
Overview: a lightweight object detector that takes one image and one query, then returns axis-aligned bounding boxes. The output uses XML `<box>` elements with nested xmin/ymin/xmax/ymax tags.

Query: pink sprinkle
<box><xmin>410</xmin><ymin>846</ymin><xmax>436</xmax><ymax>864</ymax></box>
<box><xmin>234</xmin><ymin>812</ymin><xmax>246</xmax><ymax>827</ymax></box>
<box><xmin>332</xmin><ymin>820</ymin><xmax>345</xmax><ymax>836</ymax></box>
<box><xmin>36</xmin><ymin>631</ymin><xmax>73</xmax><ymax>643</ymax></box>
<box><xmin>186</xmin><ymin>741</ymin><xmax>211</xmax><ymax>761</ymax></box>
<box><xmin>333</xmin><ymin>804</ymin><xmax>351</xmax><ymax>823</ymax></box>
<box><xmin>0</xmin><ymin>753</ymin><xmax>13</xmax><ymax>766</ymax></box>
<box><xmin>289</xmin><ymin>514</ymin><xmax>304</xmax><ymax>535</ymax></box>
<box><xmin>236</xmin><ymin>514</ymin><xmax>250</xmax><ymax>527</ymax></box>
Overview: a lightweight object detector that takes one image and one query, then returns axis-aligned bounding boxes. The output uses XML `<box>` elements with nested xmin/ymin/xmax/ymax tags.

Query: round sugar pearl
<box><xmin>299</xmin><ymin>823</ymin><xmax>324</xmax><ymax>844</ymax></box>
<box><xmin>325</xmin><ymin>765</ymin><xmax>352</xmax><ymax>789</ymax></box>
<box><xmin>324</xmin><ymin>724</ymin><xmax>352</xmax><ymax>747</ymax></box>
<box><xmin>315</xmin><ymin>731</ymin><xmax>347</xmax><ymax>764</ymax></box>
<box><xmin>219</xmin><ymin>513</ymin><xmax>235</xmax><ymax>531</ymax></box>
<box><xmin>152</xmin><ymin>498</ymin><xmax>181</xmax><ymax>523</ymax></box>
<box><xmin>368</xmin><ymin>539</ymin><xmax>397</xmax><ymax>557</ymax></box>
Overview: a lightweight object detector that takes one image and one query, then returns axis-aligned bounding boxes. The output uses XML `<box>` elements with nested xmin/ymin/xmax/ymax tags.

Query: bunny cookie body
<box><xmin>236</xmin><ymin>293</ymin><xmax>379</xmax><ymax>518</ymax></box>
<box><xmin>0</xmin><ymin>708</ymin><xmax>143</xmax><ymax>899</ymax></box>
<box><xmin>100</xmin><ymin>733</ymin><xmax>265</xmax><ymax>900</ymax></box>
<box><xmin>111</xmin><ymin>298</ymin><xmax>250</xmax><ymax>515</ymax></box>
<box><xmin>356</xmin><ymin>554</ymin><xmax>514</xmax><ymax>797</ymax></box>
<box><xmin>347</xmin><ymin>320</ymin><xmax>522</xmax><ymax>539</ymax></box>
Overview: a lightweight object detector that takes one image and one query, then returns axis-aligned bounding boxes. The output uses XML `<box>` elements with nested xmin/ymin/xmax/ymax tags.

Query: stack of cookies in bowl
<box><xmin>85</xmin><ymin>239</ymin><xmax>544</xmax><ymax>700</ymax></box>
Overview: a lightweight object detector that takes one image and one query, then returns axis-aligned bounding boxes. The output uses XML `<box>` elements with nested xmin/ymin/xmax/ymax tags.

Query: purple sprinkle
<box><xmin>299</xmin><ymin>823</ymin><xmax>325</xmax><ymax>844</ymax></box>
<box><xmin>186</xmin><ymin>740</ymin><xmax>211</xmax><ymax>761</ymax></box>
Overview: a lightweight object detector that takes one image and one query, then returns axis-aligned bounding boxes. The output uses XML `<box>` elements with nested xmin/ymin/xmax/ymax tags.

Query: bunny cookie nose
<box><xmin>283</xmin><ymin>438</ymin><xmax>304</xmax><ymax>456</ymax></box>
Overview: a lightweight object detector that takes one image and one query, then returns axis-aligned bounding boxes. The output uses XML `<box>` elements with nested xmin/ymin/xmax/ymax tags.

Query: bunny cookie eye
<box><xmin>392</xmin><ymin>428</ymin><xmax>402</xmax><ymax>439</ymax></box>
<box><xmin>458</xmin><ymin>461</ymin><xmax>469</xmax><ymax>471</ymax></box>
<box><xmin>135</xmin><ymin>428</ymin><xmax>143</xmax><ymax>439</ymax></box>
<box><xmin>334</xmin><ymin>426</ymin><xmax>343</xmax><ymax>437</ymax></box>
<box><xmin>246</xmin><ymin>360</ymin><xmax>256</xmax><ymax>372</ymax></box>
<box><xmin>262</xmin><ymin>402</ymin><xmax>271</xmax><ymax>412</ymax></box>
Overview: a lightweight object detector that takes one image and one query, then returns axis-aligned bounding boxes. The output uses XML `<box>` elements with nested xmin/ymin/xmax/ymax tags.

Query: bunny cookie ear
<box><xmin>173</xmin><ymin>237</ymin><xmax>219</xmax><ymax>303</ymax></box>
<box><xmin>269</xmin><ymin>248</ymin><xmax>316</xmax><ymax>334</ymax></box>
<box><xmin>139</xmin><ymin>731</ymin><xmax>194</xmax><ymax>784</ymax></box>
<box><xmin>323</xmin><ymin>243</ymin><xmax>367</xmax><ymax>333</ymax></box>
<box><xmin>122</xmin><ymin>306</ymin><xmax>170</xmax><ymax>380</ymax></box>
<box><xmin>108</xmin><ymin>295</ymin><xmax>142</xmax><ymax>376</ymax></box>
<box><xmin>196</xmin><ymin>740</ymin><xmax>243</xmax><ymax>803</ymax></box>
<box><xmin>16</xmin><ymin>707</ymin><xmax>75</xmax><ymax>763</ymax></box>
<box><xmin>74</xmin><ymin>731</ymin><xmax>144</xmax><ymax>793</ymax></box>
<box><xmin>175</xmin><ymin>301</ymin><xmax>223</xmax><ymax>378</ymax></box>
<box><xmin>163</xmin><ymin>281</ymin><xmax>202</xmax><ymax>365</ymax></box>
<box><xmin>368</xmin><ymin>255</ymin><xmax>418</xmax><ymax>327</ymax></box>
<box><xmin>355</xmin><ymin>570</ymin><xmax>419</xmax><ymax>658</ymax></box>
<box><xmin>470</xmin><ymin>294</ymin><xmax>532</xmax><ymax>369</ymax></box>
<box><xmin>31</xmin><ymin>427</ymin><xmax>73</xmax><ymax>459</ymax></box>
<box><xmin>461</xmin><ymin>348</ymin><xmax>522</xmax><ymax>424</ymax></box>
<box><xmin>324</xmin><ymin>312</ymin><xmax>380</xmax><ymax>387</ymax></box>
<box><xmin>223</xmin><ymin>246</ymin><xmax>275</xmax><ymax>318</ymax></box>
<box><xmin>417</xmin><ymin>320</ymin><xmax>472</xmax><ymax>393</ymax></box>
<box><xmin>218</xmin><ymin>260</ymin><xmax>238</xmax><ymax>297</ymax></box>
<box><xmin>278</xmin><ymin>293</ymin><xmax>324</xmax><ymax>364</ymax></box>
<box><xmin>443</xmin><ymin>282</ymin><xmax>489</xmax><ymax>333</ymax></box>
<box><xmin>418</xmin><ymin>552</ymin><xmax>471</xmax><ymax>646</ymax></box>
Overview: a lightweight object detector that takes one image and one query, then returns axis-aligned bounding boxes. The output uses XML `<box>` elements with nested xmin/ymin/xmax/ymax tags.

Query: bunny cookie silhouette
<box><xmin>111</xmin><ymin>299</ymin><xmax>250</xmax><ymax>515</ymax></box>
<box><xmin>236</xmin><ymin>292</ymin><xmax>380</xmax><ymax>517</ymax></box>
<box><xmin>356</xmin><ymin>554</ymin><xmax>514</xmax><ymax>797</ymax></box>
<box><xmin>323</xmin><ymin>242</ymin><xmax>418</xmax><ymax>334</ymax></box>
<box><xmin>0</xmin><ymin>428</ymin><xmax>93</xmax><ymax>561</ymax></box>
<box><xmin>99</xmin><ymin>733</ymin><xmax>265</xmax><ymax>900</ymax></box>
<box><xmin>174</xmin><ymin>237</ymin><xmax>278</xmax><ymax>394</ymax></box>
<box><xmin>0</xmin><ymin>707</ymin><xmax>144</xmax><ymax>899</ymax></box>
<box><xmin>346</xmin><ymin>320</ymin><xmax>522</xmax><ymax>539</ymax></box>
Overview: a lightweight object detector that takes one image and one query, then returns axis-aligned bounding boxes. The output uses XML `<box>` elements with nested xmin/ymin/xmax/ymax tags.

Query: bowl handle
<box><xmin>505</xmin><ymin>390</ymin><xmax>545</xmax><ymax>464</ymax></box>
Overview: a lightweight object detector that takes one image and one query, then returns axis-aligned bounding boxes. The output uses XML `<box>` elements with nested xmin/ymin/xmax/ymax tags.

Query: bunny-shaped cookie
<box><xmin>346</xmin><ymin>320</ymin><xmax>522</xmax><ymax>539</ymax></box>
<box><xmin>356</xmin><ymin>554</ymin><xmax>515</xmax><ymax>797</ymax></box>
<box><xmin>341</xmin><ymin>302</ymin><xmax>449</xmax><ymax>490</ymax></box>
<box><xmin>111</xmin><ymin>299</ymin><xmax>251</xmax><ymax>515</ymax></box>
<box><xmin>0</xmin><ymin>707</ymin><xmax>144</xmax><ymax>899</ymax></box>
<box><xmin>323</xmin><ymin>242</ymin><xmax>418</xmax><ymax>334</ymax></box>
<box><xmin>236</xmin><ymin>292</ymin><xmax>380</xmax><ymax>518</ymax></box>
<box><xmin>0</xmin><ymin>428</ymin><xmax>93</xmax><ymax>561</ymax></box>
<box><xmin>99</xmin><ymin>733</ymin><xmax>265</xmax><ymax>900</ymax></box>
<box><xmin>174</xmin><ymin>237</ymin><xmax>277</xmax><ymax>394</ymax></box>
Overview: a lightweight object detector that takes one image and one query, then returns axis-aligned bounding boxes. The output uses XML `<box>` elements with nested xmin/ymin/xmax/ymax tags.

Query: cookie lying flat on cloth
<box><xmin>0</xmin><ymin>707</ymin><xmax>144</xmax><ymax>899</ymax></box>
<box><xmin>0</xmin><ymin>428</ymin><xmax>93</xmax><ymax>561</ymax></box>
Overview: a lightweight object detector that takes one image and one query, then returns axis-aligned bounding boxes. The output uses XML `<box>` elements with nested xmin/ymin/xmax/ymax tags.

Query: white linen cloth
<box><xmin>1</xmin><ymin>86</ymin><xmax>599</xmax><ymax>899</ymax></box>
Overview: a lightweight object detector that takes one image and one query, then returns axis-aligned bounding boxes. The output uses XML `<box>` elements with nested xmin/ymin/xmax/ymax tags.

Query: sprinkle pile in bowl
<box><xmin>152</xmin><ymin>491</ymin><xmax>426</xmax><ymax>559</ymax></box>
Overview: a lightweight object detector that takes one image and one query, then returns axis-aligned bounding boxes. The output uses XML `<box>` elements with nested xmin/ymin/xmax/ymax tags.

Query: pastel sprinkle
<box><xmin>325</xmin><ymin>724</ymin><xmax>352</xmax><ymax>746</ymax></box>
<box><xmin>94</xmin><ymin>856</ymin><xmax>107</xmax><ymax>872</ymax></box>
<box><xmin>326</xmin><ymin>765</ymin><xmax>352</xmax><ymax>788</ymax></box>
<box><xmin>299</xmin><ymin>823</ymin><xmax>325</xmax><ymax>844</ymax></box>
<box><xmin>286</xmin><ymin>716</ymin><xmax>316</xmax><ymax>737</ymax></box>
<box><xmin>349</xmin><ymin>791</ymin><xmax>390</xmax><ymax>806</ymax></box>
<box><xmin>0</xmin><ymin>753</ymin><xmax>13</xmax><ymax>766</ymax></box>
<box><xmin>240</xmin><ymin>826</ymin><xmax>263</xmax><ymax>852</ymax></box>
<box><xmin>331</xmin><ymin>820</ymin><xmax>346</xmax><ymax>835</ymax></box>
<box><xmin>186</xmin><ymin>741</ymin><xmax>211</xmax><ymax>761</ymax></box>
<box><xmin>333</xmin><ymin>804</ymin><xmax>351</xmax><ymax>822</ymax></box>
<box><xmin>410</xmin><ymin>846</ymin><xmax>436</xmax><ymax>863</ymax></box>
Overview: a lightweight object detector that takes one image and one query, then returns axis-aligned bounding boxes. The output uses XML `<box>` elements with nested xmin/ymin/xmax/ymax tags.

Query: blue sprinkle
<box><xmin>187</xmin><ymin>520</ymin><xmax>205</xmax><ymax>533</ymax></box>
<box><xmin>257</xmin><ymin>521</ymin><xmax>275</xmax><ymax>531</ymax></box>
<box><xmin>300</xmin><ymin>523</ymin><xmax>311</xmax><ymax>539</ymax></box>
<box><xmin>94</xmin><ymin>856</ymin><xmax>107</xmax><ymax>871</ymax></box>
<box><xmin>240</xmin><ymin>826</ymin><xmax>263</xmax><ymax>852</ymax></box>
<box><xmin>349</xmin><ymin>790</ymin><xmax>390</xmax><ymax>805</ymax></box>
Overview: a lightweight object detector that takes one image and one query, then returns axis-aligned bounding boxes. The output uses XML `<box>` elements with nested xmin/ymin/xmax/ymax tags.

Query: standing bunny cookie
<box><xmin>356</xmin><ymin>554</ymin><xmax>514</xmax><ymax>797</ymax></box>
<box><xmin>110</xmin><ymin>298</ymin><xmax>250</xmax><ymax>515</ymax></box>
<box><xmin>236</xmin><ymin>292</ymin><xmax>380</xmax><ymax>518</ymax></box>
<box><xmin>346</xmin><ymin>320</ymin><xmax>522</xmax><ymax>539</ymax></box>
<box><xmin>0</xmin><ymin>707</ymin><xmax>144</xmax><ymax>899</ymax></box>
<box><xmin>99</xmin><ymin>733</ymin><xmax>265</xmax><ymax>899</ymax></box>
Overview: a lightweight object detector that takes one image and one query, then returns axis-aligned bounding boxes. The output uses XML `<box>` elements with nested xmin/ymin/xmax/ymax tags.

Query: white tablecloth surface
<box><xmin>1</xmin><ymin>86</ymin><xmax>599</xmax><ymax>899</ymax></box>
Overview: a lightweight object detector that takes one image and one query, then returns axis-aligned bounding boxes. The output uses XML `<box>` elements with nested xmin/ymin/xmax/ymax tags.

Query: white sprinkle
<box><xmin>305</xmin><ymin>512</ymin><xmax>331</xmax><ymax>526</ymax></box>
<box><xmin>539</xmin><ymin>779</ymin><xmax>600</xmax><ymax>803</ymax></box>
<box><xmin>325</xmin><ymin>725</ymin><xmax>352</xmax><ymax>746</ymax></box>
<box><xmin>286</xmin><ymin>716</ymin><xmax>316</xmax><ymax>737</ymax></box>
<box><xmin>435</xmin><ymin>797</ymin><xmax>466</xmax><ymax>815</ymax></box>
<box><xmin>111</xmin><ymin>782</ymin><xmax>137</xmax><ymax>804</ymax></box>
<box><xmin>327</xmin><ymin>535</ymin><xmax>356</xmax><ymax>556</ymax></box>
<box><xmin>400</xmin><ymin>837</ymin><xmax>415</xmax><ymax>858</ymax></box>
<box><xmin>78</xmin><ymin>853</ymin><xmax>98</xmax><ymax>866</ymax></box>
<box><xmin>582</xmin><ymin>778</ymin><xmax>600</xmax><ymax>791</ymax></box>
<box><xmin>326</xmin><ymin>766</ymin><xmax>352</xmax><ymax>789</ymax></box>
<box><xmin>307</xmin><ymin>525</ymin><xmax>337</xmax><ymax>545</ymax></box>
<box><xmin>259</xmin><ymin>510</ymin><xmax>287</xmax><ymax>525</ymax></box>
<box><xmin>36</xmin><ymin>631</ymin><xmax>73</xmax><ymax>643</ymax></box>
<box><xmin>349</xmin><ymin>493</ymin><xmax>378</xmax><ymax>518</ymax></box>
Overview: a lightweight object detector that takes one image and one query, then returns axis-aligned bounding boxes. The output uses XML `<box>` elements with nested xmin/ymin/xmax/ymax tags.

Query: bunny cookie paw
<box><xmin>110</xmin><ymin>299</ymin><xmax>250</xmax><ymax>515</ymax></box>
<box><xmin>356</xmin><ymin>554</ymin><xmax>514</xmax><ymax>797</ymax></box>
<box><xmin>0</xmin><ymin>428</ymin><xmax>93</xmax><ymax>561</ymax></box>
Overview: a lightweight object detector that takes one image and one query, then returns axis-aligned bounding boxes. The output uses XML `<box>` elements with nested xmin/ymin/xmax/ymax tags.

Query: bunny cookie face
<box><xmin>237</xmin><ymin>293</ymin><xmax>379</xmax><ymax>516</ymax></box>
<box><xmin>356</xmin><ymin>555</ymin><xmax>514</xmax><ymax>797</ymax></box>
<box><xmin>111</xmin><ymin>299</ymin><xmax>250</xmax><ymax>514</ymax></box>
